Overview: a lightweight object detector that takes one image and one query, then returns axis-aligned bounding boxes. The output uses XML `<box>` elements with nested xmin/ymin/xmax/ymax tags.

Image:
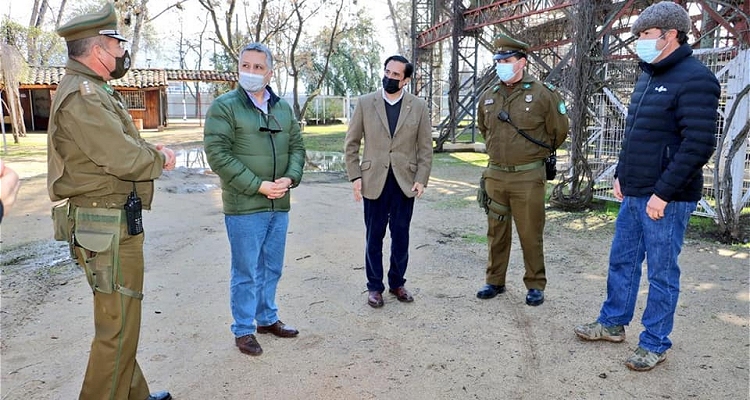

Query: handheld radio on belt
<box><xmin>124</xmin><ymin>183</ymin><xmax>143</xmax><ymax>235</ymax></box>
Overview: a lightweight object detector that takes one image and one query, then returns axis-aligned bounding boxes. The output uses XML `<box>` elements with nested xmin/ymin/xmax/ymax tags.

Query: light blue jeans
<box><xmin>225</xmin><ymin>212</ymin><xmax>289</xmax><ymax>338</ymax></box>
<box><xmin>597</xmin><ymin>196</ymin><xmax>696</xmax><ymax>354</ymax></box>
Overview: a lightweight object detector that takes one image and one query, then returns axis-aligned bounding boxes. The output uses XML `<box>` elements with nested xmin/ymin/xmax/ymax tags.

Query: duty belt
<box><xmin>69</xmin><ymin>195</ymin><xmax>126</xmax><ymax>209</ymax></box>
<box><xmin>488</xmin><ymin>160</ymin><xmax>544</xmax><ymax>172</ymax></box>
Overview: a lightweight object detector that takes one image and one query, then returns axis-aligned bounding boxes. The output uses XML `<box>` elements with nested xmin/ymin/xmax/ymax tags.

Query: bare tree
<box><xmin>198</xmin><ymin>0</ymin><xmax>239</xmax><ymax>65</ymax></box>
<box><xmin>714</xmin><ymin>84</ymin><xmax>750</xmax><ymax>242</ymax></box>
<box><xmin>0</xmin><ymin>43</ymin><xmax>28</xmax><ymax>143</ymax></box>
<box><xmin>550</xmin><ymin>1</ymin><xmax>599</xmax><ymax>210</ymax></box>
<box><xmin>385</xmin><ymin>0</ymin><xmax>404</xmax><ymax>55</ymax></box>
<box><xmin>55</xmin><ymin>0</ymin><xmax>70</xmax><ymax>28</ymax></box>
<box><xmin>115</xmin><ymin>0</ymin><xmax>188</xmax><ymax>66</ymax></box>
<box><xmin>27</xmin><ymin>0</ymin><xmax>49</xmax><ymax>65</ymax></box>
<box><xmin>286</xmin><ymin>0</ymin><xmax>347</xmax><ymax>120</ymax></box>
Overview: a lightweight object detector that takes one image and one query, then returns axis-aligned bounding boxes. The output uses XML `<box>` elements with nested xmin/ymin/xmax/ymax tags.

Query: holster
<box><xmin>72</xmin><ymin>207</ymin><xmax>143</xmax><ymax>299</ymax></box>
<box><xmin>477</xmin><ymin>176</ymin><xmax>510</xmax><ymax>221</ymax></box>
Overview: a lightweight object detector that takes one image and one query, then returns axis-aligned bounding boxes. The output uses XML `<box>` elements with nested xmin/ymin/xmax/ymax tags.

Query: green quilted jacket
<box><xmin>204</xmin><ymin>86</ymin><xmax>305</xmax><ymax>215</ymax></box>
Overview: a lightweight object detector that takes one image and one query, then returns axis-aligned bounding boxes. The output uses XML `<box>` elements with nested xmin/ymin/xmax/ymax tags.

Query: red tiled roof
<box><xmin>165</xmin><ymin>69</ymin><xmax>237</xmax><ymax>82</ymax></box>
<box><xmin>15</xmin><ymin>66</ymin><xmax>235</xmax><ymax>88</ymax></box>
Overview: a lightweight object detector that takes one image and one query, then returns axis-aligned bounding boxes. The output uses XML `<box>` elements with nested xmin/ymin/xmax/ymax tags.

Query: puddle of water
<box><xmin>304</xmin><ymin>151</ymin><xmax>346</xmax><ymax>172</ymax></box>
<box><xmin>174</xmin><ymin>148</ymin><xmax>346</xmax><ymax>172</ymax></box>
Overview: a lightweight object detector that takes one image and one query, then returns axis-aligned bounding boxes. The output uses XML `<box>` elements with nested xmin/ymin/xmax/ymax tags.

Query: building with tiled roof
<box><xmin>2</xmin><ymin>66</ymin><xmax>237</xmax><ymax>131</ymax></box>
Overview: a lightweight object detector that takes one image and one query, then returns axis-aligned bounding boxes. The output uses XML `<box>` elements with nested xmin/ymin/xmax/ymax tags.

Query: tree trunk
<box><xmin>386</xmin><ymin>0</ymin><xmax>404</xmax><ymax>55</ymax></box>
<box><xmin>55</xmin><ymin>0</ymin><xmax>69</xmax><ymax>28</ymax></box>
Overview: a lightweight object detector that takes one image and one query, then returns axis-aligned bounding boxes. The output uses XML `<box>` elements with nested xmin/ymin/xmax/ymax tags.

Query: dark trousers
<box><xmin>363</xmin><ymin>170</ymin><xmax>415</xmax><ymax>292</ymax></box>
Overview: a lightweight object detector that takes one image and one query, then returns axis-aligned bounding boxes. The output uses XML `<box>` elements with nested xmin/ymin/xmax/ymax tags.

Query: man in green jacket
<box><xmin>204</xmin><ymin>42</ymin><xmax>306</xmax><ymax>357</ymax></box>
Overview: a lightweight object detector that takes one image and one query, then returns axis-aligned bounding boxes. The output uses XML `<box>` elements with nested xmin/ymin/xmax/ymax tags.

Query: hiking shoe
<box><xmin>625</xmin><ymin>346</ymin><xmax>667</xmax><ymax>371</ymax></box>
<box><xmin>574</xmin><ymin>321</ymin><xmax>625</xmax><ymax>343</ymax></box>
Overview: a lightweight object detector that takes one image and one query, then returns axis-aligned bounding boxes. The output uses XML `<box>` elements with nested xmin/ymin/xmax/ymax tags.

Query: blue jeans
<box><xmin>225</xmin><ymin>212</ymin><xmax>288</xmax><ymax>338</ymax></box>
<box><xmin>597</xmin><ymin>196</ymin><xmax>695</xmax><ymax>353</ymax></box>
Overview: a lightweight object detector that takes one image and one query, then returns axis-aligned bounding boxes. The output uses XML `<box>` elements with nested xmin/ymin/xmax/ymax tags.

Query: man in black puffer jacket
<box><xmin>574</xmin><ymin>1</ymin><xmax>720</xmax><ymax>372</ymax></box>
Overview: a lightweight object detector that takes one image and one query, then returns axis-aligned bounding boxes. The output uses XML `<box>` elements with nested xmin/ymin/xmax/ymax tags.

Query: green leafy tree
<box><xmin>299</xmin><ymin>12</ymin><xmax>382</xmax><ymax>97</ymax></box>
<box><xmin>1</xmin><ymin>17</ymin><xmax>66</xmax><ymax>66</ymax></box>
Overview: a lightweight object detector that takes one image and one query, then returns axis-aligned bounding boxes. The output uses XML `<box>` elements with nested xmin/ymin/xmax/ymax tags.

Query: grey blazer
<box><xmin>344</xmin><ymin>89</ymin><xmax>433</xmax><ymax>200</ymax></box>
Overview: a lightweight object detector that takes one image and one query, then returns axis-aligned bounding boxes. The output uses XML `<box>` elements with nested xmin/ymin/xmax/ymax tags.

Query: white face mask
<box><xmin>495</xmin><ymin>61</ymin><xmax>517</xmax><ymax>82</ymax></box>
<box><xmin>238</xmin><ymin>71</ymin><xmax>266</xmax><ymax>93</ymax></box>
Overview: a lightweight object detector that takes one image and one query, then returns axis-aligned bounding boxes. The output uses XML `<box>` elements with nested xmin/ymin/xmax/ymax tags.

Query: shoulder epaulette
<box><xmin>79</xmin><ymin>80</ymin><xmax>95</xmax><ymax>96</ymax></box>
<box><xmin>492</xmin><ymin>84</ymin><xmax>500</xmax><ymax>93</ymax></box>
<box><xmin>544</xmin><ymin>82</ymin><xmax>556</xmax><ymax>91</ymax></box>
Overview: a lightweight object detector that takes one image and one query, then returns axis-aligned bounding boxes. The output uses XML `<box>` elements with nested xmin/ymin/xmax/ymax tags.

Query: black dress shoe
<box><xmin>147</xmin><ymin>391</ymin><xmax>172</xmax><ymax>400</ymax></box>
<box><xmin>476</xmin><ymin>284</ymin><xmax>505</xmax><ymax>299</ymax></box>
<box><xmin>526</xmin><ymin>289</ymin><xmax>544</xmax><ymax>306</ymax></box>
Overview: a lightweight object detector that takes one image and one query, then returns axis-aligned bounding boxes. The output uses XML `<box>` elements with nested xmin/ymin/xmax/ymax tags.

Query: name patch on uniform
<box><xmin>484</xmin><ymin>99</ymin><xmax>494</xmax><ymax>105</ymax></box>
<box><xmin>79</xmin><ymin>81</ymin><xmax>94</xmax><ymax>96</ymax></box>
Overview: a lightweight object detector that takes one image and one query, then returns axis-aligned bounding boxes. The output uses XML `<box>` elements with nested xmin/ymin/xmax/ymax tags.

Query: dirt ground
<box><xmin>1</xmin><ymin>129</ymin><xmax>748</xmax><ymax>400</ymax></box>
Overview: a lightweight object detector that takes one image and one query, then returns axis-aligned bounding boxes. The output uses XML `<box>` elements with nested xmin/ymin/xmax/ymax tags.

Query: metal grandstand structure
<box><xmin>411</xmin><ymin>0</ymin><xmax>749</xmax><ymax>219</ymax></box>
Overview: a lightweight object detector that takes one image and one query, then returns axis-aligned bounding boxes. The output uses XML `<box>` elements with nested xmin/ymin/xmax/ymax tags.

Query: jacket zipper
<box><xmin>269</xmin><ymin>114</ymin><xmax>277</xmax><ymax>211</ymax></box>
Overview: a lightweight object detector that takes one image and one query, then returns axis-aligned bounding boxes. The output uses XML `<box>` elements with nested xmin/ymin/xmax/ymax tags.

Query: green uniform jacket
<box><xmin>47</xmin><ymin>59</ymin><xmax>165</xmax><ymax>209</ymax></box>
<box><xmin>203</xmin><ymin>87</ymin><xmax>305</xmax><ymax>215</ymax></box>
<box><xmin>477</xmin><ymin>72</ymin><xmax>569</xmax><ymax>165</ymax></box>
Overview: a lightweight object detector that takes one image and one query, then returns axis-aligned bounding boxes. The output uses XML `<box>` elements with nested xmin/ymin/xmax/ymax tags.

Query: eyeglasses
<box><xmin>259</xmin><ymin>113</ymin><xmax>282</xmax><ymax>134</ymax></box>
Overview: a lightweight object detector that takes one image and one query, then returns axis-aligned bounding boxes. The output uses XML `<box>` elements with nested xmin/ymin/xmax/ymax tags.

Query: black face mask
<box><xmin>109</xmin><ymin>50</ymin><xmax>131</xmax><ymax>79</ymax></box>
<box><xmin>382</xmin><ymin>76</ymin><xmax>401</xmax><ymax>94</ymax></box>
<box><xmin>100</xmin><ymin>47</ymin><xmax>131</xmax><ymax>80</ymax></box>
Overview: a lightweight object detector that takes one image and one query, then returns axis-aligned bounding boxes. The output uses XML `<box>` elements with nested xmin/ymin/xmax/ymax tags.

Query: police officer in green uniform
<box><xmin>47</xmin><ymin>3</ymin><xmax>174</xmax><ymax>399</ymax></box>
<box><xmin>475</xmin><ymin>34</ymin><xmax>569</xmax><ymax>306</ymax></box>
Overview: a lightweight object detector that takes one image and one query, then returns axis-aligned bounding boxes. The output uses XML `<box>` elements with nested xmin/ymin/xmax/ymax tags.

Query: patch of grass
<box><xmin>433</xmin><ymin>196</ymin><xmax>474</xmax><ymax>210</ymax></box>
<box><xmin>444</xmin><ymin>152</ymin><xmax>489</xmax><ymax>167</ymax></box>
<box><xmin>591</xmin><ymin>199</ymin><xmax>621</xmax><ymax>218</ymax></box>
<box><xmin>461</xmin><ymin>232</ymin><xmax>487</xmax><ymax>245</ymax></box>
<box><xmin>1</xmin><ymin>134</ymin><xmax>48</xmax><ymax>162</ymax></box>
<box><xmin>301</xmin><ymin>124</ymin><xmax>347</xmax><ymax>152</ymax></box>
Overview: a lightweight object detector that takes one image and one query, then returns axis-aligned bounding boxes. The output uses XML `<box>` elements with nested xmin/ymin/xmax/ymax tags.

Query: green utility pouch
<box><xmin>74</xmin><ymin>207</ymin><xmax>121</xmax><ymax>295</ymax></box>
<box><xmin>51</xmin><ymin>200</ymin><xmax>71</xmax><ymax>242</ymax></box>
<box><xmin>476</xmin><ymin>176</ymin><xmax>510</xmax><ymax>221</ymax></box>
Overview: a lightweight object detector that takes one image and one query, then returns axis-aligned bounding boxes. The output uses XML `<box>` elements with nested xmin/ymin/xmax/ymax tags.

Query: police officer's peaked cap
<box><xmin>57</xmin><ymin>2</ymin><xmax>128</xmax><ymax>42</ymax></box>
<box><xmin>631</xmin><ymin>1</ymin><xmax>691</xmax><ymax>36</ymax></box>
<box><xmin>492</xmin><ymin>33</ymin><xmax>529</xmax><ymax>60</ymax></box>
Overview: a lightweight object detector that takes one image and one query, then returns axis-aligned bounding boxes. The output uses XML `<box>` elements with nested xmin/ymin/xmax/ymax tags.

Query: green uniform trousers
<box><xmin>483</xmin><ymin>165</ymin><xmax>547</xmax><ymax>290</ymax></box>
<box><xmin>72</xmin><ymin>211</ymin><xmax>150</xmax><ymax>400</ymax></box>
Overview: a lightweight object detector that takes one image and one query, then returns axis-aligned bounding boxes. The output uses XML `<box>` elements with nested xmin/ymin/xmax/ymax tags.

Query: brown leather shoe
<box><xmin>389</xmin><ymin>287</ymin><xmax>414</xmax><ymax>302</ymax></box>
<box><xmin>368</xmin><ymin>291</ymin><xmax>384</xmax><ymax>308</ymax></box>
<box><xmin>235</xmin><ymin>334</ymin><xmax>263</xmax><ymax>356</ymax></box>
<box><xmin>257</xmin><ymin>320</ymin><xmax>299</xmax><ymax>338</ymax></box>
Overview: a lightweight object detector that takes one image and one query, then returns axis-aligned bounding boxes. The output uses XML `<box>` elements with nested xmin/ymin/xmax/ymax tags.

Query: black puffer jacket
<box><xmin>616</xmin><ymin>43</ymin><xmax>720</xmax><ymax>202</ymax></box>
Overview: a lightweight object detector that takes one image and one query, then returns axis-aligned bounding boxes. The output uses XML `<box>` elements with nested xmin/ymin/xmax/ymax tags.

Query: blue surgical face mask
<box><xmin>635</xmin><ymin>35</ymin><xmax>667</xmax><ymax>64</ymax></box>
<box><xmin>495</xmin><ymin>62</ymin><xmax>517</xmax><ymax>82</ymax></box>
<box><xmin>238</xmin><ymin>71</ymin><xmax>266</xmax><ymax>93</ymax></box>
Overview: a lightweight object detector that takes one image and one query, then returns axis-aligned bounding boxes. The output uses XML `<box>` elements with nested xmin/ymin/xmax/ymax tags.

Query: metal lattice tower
<box><xmin>413</xmin><ymin>0</ymin><xmax>750</xmax><ymax>151</ymax></box>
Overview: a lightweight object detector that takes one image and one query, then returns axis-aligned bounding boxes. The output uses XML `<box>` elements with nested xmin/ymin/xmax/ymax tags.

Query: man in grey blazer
<box><xmin>344</xmin><ymin>55</ymin><xmax>434</xmax><ymax>308</ymax></box>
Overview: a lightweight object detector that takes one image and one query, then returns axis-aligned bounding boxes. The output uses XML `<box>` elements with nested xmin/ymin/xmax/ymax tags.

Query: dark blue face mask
<box><xmin>382</xmin><ymin>76</ymin><xmax>401</xmax><ymax>94</ymax></box>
